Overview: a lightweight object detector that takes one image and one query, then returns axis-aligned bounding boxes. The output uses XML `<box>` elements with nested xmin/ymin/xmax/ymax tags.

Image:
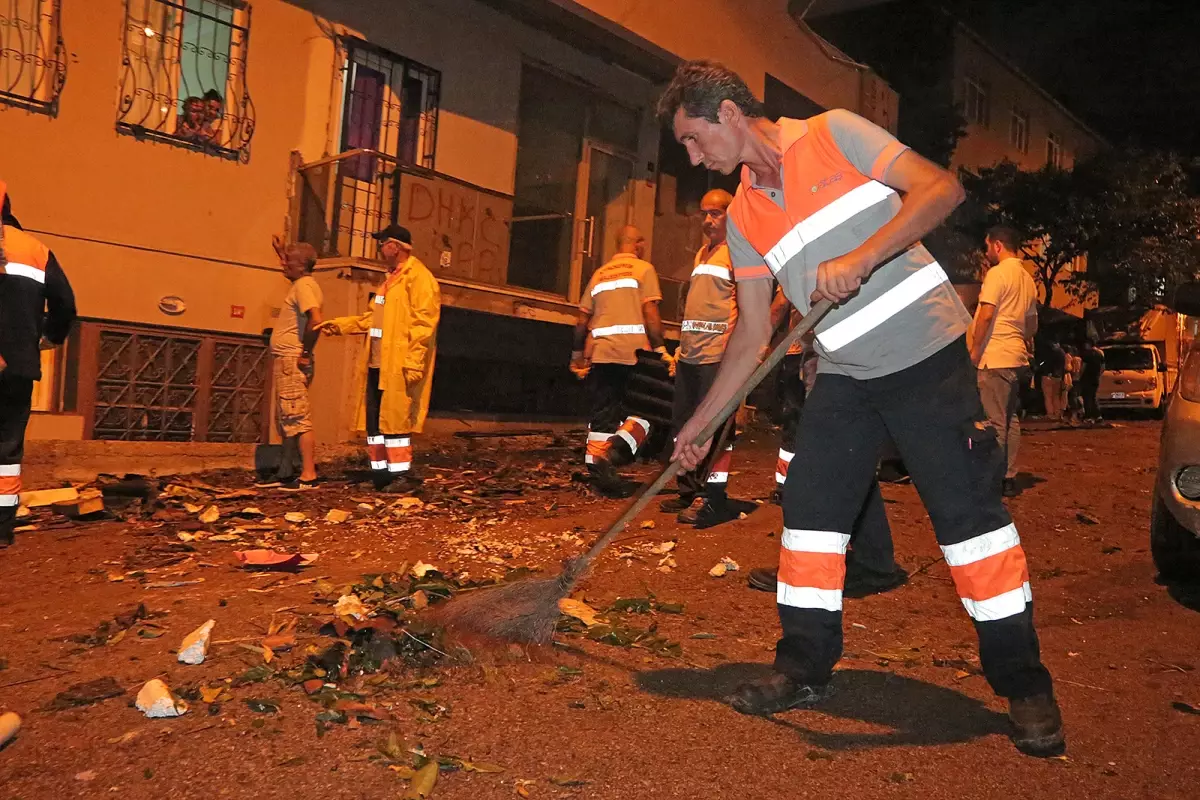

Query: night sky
<box><xmin>954</xmin><ymin>0</ymin><xmax>1200</xmax><ymax>155</ymax></box>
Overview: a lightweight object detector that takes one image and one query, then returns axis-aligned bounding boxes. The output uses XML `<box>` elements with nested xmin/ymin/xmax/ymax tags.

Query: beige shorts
<box><xmin>273</xmin><ymin>355</ymin><xmax>313</xmax><ymax>437</ymax></box>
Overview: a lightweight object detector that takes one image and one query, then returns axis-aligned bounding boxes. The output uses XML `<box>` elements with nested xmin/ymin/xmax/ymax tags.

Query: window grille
<box><xmin>116</xmin><ymin>0</ymin><xmax>256</xmax><ymax>161</ymax></box>
<box><xmin>0</xmin><ymin>0</ymin><xmax>66</xmax><ymax>114</ymax></box>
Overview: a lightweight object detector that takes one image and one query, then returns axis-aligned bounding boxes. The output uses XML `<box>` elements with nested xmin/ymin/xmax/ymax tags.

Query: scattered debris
<box><xmin>244</xmin><ymin>698</ymin><xmax>281</xmax><ymax>714</ymax></box>
<box><xmin>235</xmin><ymin>550</ymin><xmax>317</xmax><ymax>570</ymax></box>
<box><xmin>640</xmin><ymin>520</ymin><xmax>655</xmax><ymax>529</ymax></box>
<box><xmin>198</xmin><ymin>505</ymin><xmax>220</xmax><ymax>524</ymax></box>
<box><xmin>69</xmin><ymin>604</ymin><xmax>149</xmax><ymax>647</ymax></box>
<box><xmin>0</xmin><ymin>712</ymin><xmax>21</xmax><ymax>749</ymax></box>
<box><xmin>18</xmin><ymin>487</ymin><xmax>79</xmax><ymax>508</ymax></box>
<box><xmin>53</xmin><ymin>488</ymin><xmax>105</xmax><ymax>518</ymax></box>
<box><xmin>709</xmin><ymin>557</ymin><xmax>740</xmax><ymax>577</ymax></box>
<box><xmin>558</xmin><ymin>598</ymin><xmax>602</xmax><ymax>627</ymax></box>
<box><xmin>136</xmin><ymin>679</ymin><xmax>188</xmax><ymax>718</ymax></box>
<box><xmin>324</xmin><ymin>509</ymin><xmax>351</xmax><ymax>524</ymax></box>
<box><xmin>334</xmin><ymin>594</ymin><xmax>369</xmax><ymax>620</ymax></box>
<box><xmin>284</xmin><ymin>512</ymin><xmax>308</xmax><ymax>523</ymax></box>
<box><xmin>649</xmin><ymin>541</ymin><xmax>676</xmax><ymax>555</ymax></box>
<box><xmin>403</xmin><ymin>761</ymin><xmax>439</xmax><ymax>799</ymax></box>
<box><xmin>178</xmin><ymin>620</ymin><xmax>216</xmax><ymax>665</ymax></box>
<box><xmin>1076</xmin><ymin>512</ymin><xmax>1100</xmax><ymax>525</ymax></box>
<box><xmin>1172</xmin><ymin>701</ymin><xmax>1200</xmax><ymax>716</ymax></box>
<box><xmin>46</xmin><ymin>677</ymin><xmax>125</xmax><ymax>710</ymax></box>
<box><xmin>145</xmin><ymin>579</ymin><xmax>205</xmax><ymax>589</ymax></box>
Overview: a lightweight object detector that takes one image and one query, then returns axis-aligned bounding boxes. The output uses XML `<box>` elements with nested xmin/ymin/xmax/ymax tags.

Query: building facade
<box><xmin>1</xmin><ymin>0</ymin><xmax>895</xmax><ymax>444</ymax></box>
<box><xmin>810</xmin><ymin>0</ymin><xmax>1106</xmax><ymax>317</ymax></box>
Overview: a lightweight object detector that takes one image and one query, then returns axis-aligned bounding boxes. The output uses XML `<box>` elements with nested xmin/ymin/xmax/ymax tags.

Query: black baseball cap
<box><xmin>372</xmin><ymin>224</ymin><xmax>412</xmax><ymax>246</ymax></box>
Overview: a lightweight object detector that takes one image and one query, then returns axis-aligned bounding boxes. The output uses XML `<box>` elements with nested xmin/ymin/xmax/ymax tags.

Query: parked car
<box><xmin>1099</xmin><ymin>342</ymin><xmax>1168</xmax><ymax>417</ymax></box>
<box><xmin>1150</xmin><ymin>285</ymin><xmax>1200</xmax><ymax>581</ymax></box>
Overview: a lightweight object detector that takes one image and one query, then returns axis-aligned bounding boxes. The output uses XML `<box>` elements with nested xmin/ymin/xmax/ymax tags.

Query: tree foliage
<box><xmin>959</xmin><ymin>152</ymin><xmax>1200</xmax><ymax>310</ymax></box>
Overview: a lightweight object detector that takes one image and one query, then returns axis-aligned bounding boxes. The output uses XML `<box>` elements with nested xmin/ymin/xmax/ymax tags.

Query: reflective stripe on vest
<box><xmin>1</xmin><ymin>262</ymin><xmax>46</xmax><ymax>284</ymax></box>
<box><xmin>591</xmin><ymin>277</ymin><xmax>640</xmax><ymax>296</ymax></box>
<box><xmin>763</xmin><ymin>181</ymin><xmax>896</xmax><ymax>275</ymax></box>
<box><xmin>691</xmin><ymin>263</ymin><xmax>731</xmax><ymax>281</ymax></box>
<box><xmin>816</xmin><ymin>261</ymin><xmax>948</xmax><ymax>351</ymax></box>
<box><xmin>592</xmin><ymin>324</ymin><xmax>645</xmax><ymax>338</ymax></box>
<box><xmin>681</xmin><ymin>320</ymin><xmax>728</xmax><ymax>334</ymax></box>
<box><xmin>374</xmin><ymin>294</ymin><xmax>385</xmax><ymax>305</ymax></box>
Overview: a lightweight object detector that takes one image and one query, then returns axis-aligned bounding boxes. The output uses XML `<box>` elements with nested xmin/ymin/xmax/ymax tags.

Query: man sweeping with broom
<box><xmin>659</xmin><ymin>60</ymin><xmax>1063</xmax><ymax>757</ymax></box>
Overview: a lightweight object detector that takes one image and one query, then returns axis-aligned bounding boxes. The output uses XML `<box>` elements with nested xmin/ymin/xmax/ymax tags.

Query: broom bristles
<box><xmin>435</xmin><ymin>559</ymin><xmax>586</xmax><ymax>643</ymax></box>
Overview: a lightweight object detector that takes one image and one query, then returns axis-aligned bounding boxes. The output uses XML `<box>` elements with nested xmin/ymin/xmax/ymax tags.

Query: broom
<box><xmin>436</xmin><ymin>298</ymin><xmax>836</xmax><ymax>642</ymax></box>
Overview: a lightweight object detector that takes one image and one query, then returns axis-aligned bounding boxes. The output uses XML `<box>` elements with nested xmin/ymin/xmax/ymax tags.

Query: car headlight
<box><xmin>1177</xmin><ymin>466</ymin><xmax>1200</xmax><ymax>500</ymax></box>
<box><xmin>1179</xmin><ymin>351</ymin><xmax>1200</xmax><ymax>402</ymax></box>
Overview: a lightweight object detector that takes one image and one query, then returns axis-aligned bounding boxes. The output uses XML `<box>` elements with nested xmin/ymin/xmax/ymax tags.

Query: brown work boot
<box><xmin>1008</xmin><ymin>693</ymin><xmax>1066</xmax><ymax>757</ymax></box>
<box><xmin>659</xmin><ymin>493</ymin><xmax>696</xmax><ymax>513</ymax></box>
<box><xmin>747</xmin><ymin>567</ymin><xmax>778</xmax><ymax>592</ymax></box>
<box><xmin>678</xmin><ymin>497</ymin><xmax>738</xmax><ymax>529</ymax></box>
<box><xmin>727</xmin><ymin>673</ymin><xmax>831</xmax><ymax>716</ymax></box>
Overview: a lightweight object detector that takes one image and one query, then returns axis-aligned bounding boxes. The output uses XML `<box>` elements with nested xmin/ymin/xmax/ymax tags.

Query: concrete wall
<box><xmin>950</xmin><ymin>27</ymin><xmax>1103</xmax><ymax>174</ymax></box>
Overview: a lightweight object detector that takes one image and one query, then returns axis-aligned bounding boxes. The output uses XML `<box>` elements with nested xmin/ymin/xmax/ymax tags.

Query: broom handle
<box><xmin>580</xmin><ymin>298</ymin><xmax>835</xmax><ymax>564</ymax></box>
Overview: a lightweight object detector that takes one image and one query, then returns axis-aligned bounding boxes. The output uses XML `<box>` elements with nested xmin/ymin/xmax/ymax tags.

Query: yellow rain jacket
<box><xmin>326</xmin><ymin>256</ymin><xmax>441</xmax><ymax>434</ymax></box>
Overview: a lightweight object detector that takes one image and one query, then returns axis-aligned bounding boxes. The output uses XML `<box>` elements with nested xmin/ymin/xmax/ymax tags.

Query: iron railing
<box><xmin>340</xmin><ymin>37</ymin><xmax>439</xmax><ymax>173</ymax></box>
<box><xmin>0</xmin><ymin>0</ymin><xmax>66</xmax><ymax>114</ymax></box>
<box><xmin>116</xmin><ymin>0</ymin><xmax>256</xmax><ymax>161</ymax></box>
<box><xmin>293</xmin><ymin>149</ymin><xmax>515</xmax><ymax>289</ymax></box>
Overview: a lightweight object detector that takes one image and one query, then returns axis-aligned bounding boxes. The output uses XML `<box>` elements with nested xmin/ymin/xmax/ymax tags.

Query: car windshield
<box><xmin>1103</xmin><ymin>347</ymin><xmax>1155</xmax><ymax>371</ymax></box>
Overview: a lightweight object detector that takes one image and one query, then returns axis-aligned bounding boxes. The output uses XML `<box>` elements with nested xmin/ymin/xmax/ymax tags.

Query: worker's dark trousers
<box><xmin>585</xmin><ymin>364</ymin><xmax>650</xmax><ymax>467</ymax></box>
<box><xmin>777</xmin><ymin>337</ymin><xmax>1053</xmax><ymax>700</ymax></box>
<box><xmin>364</xmin><ymin>368</ymin><xmax>412</xmax><ymax>485</ymax></box>
<box><xmin>0</xmin><ymin>374</ymin><xmax>34</xmax><ymax>544</ymax></box>
<box><xmin>671</xmin><ymin>361</ymin><xmax>733</xmax><ymax>501</ymax></box>
<box><xmin>776</xmin><ymin>354</ymin><xmax>895</xmax><ymax>575</ymax></box>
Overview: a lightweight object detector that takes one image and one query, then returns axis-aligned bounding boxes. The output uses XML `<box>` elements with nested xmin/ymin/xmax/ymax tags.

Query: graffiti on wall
<box><xmin>398</xmin><ymin>172</ymin><xmax>512</xmax><ymax>286</ymax></box>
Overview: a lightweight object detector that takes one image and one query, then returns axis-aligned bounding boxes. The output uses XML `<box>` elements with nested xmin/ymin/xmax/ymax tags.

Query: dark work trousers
<box><xmin>777</xmin><ymin>337</ymin><xmax>1053</xmax><ymax>700</ymax></box>
<box><xmin>0</xmin><ymin>374</ymin><xmax>35</xmax><ymax>543</ymax></box>
<box><xmin>777</xmin><ymin>353</ymin><xmax>895</xmax><ymax>575</ymax></box>
<box><xmin>586</xmin><ymin>363</ymin><xmax>632</xmax><ymax>435</ymax></box>
<box><xmin>1080</xmin><ymin>381</ymin><xmax>1101</xmax><ymax>420</ymax></box>
<box><xmin>365</xmin><ymin>367</ymin><xmax>413</xmax><ymax>484</ymax></box>
<box><xmin>671</xmin><ymin>361</ymin><xmax>733</xmax><ymax>501</ymax></box>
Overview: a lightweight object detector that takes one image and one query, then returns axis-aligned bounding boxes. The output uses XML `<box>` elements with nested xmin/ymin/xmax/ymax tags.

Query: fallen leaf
<box><xmin>198</xmin><ymin>505</ymin><xmax>220</xmax><ymax>524</ymax></box>
<box><xmin>235</xmin><ymin>550</ymin><xmax>317</xmax><ymax>569</ymax></box>
<box><xmin>515</xmin><ymin>780</ymin><xmax>534</xmax><ymax>798</ymax></box>
<box><xmin>403</xmin><ymin>761</ymin><xmax>439</xmax><ymax>799</ymax></box>
<box><xmin>199</xmin><ymin>685</ymin><xmax>226</xmax><ymax>704</ymax></box>
<box><xmin>244</xmin><ymin>698</ymin><xmax>281</xmax><ymax>714</ymax></box>
<box><xmin>262</xmin><ymin>633</ymin><xmax>296</xmax><ymax>651</ymax></box>
<box><xmin>389</xmin><ymin>765</ymin><xmax>417</xmax><ymax>779</ymax></box>
<box><xmin>411</xmin><ymin>561</ymin><xmax>438</xmax><ymax>578</ymax></box>
<box><xmin>209</xmin><ymin>533</ymin><xmax>242</xmax><ymax>542</ymax></box>
<box><xmin>558</xmin><ymin>598</ymin><xmax>602</xmax><ymax>627</ymax></box>
<box><xmin>411</xmin><ymin>590</ymin><xmax>429</xmax><ymax>611</ymax></box>
<box><xmin>549</xmin><ymin>776</ymin><xmax>589</xmax><ymax>787</ymax></box>
<box><xmin>302</xmin><ymin>679</ymin><xmax>325</xmax><ymax>695</ymax></box>
<box><xmin>461</xmin><ymin>760</ymin><xmax>505</xmax><ymax>774</ymax></box>
<box><xmin>334</xmin><ymin>594</ymin><xmax>369</xmax><ymax>620</ymax></box>
<box><xmin>107</xmin><ymin>730</ymin><xmax>140</xmax><ymax>745</ymax></box>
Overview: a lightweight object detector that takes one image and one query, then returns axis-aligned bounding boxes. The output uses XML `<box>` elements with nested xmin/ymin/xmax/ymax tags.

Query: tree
<box><xmin>1075</xmin><ymin>150</ymin><xmax>1200</xmax><ymax>308</ymax></box>
<box><xmin>959</xmin><ymin>152</ymin><xmax>1200</xmax><ymax>311</ymax></box>
<box><xmin>959</xmin><ymin>162</ymin><xmax>1101</xmax><ymax>309</ymax></box>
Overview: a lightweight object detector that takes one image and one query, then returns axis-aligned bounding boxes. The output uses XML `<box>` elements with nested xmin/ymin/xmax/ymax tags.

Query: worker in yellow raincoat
<box><xmin>319</xmin><ymin>225</ymin><xmax>440</xmax><ymax>491</ymax></box>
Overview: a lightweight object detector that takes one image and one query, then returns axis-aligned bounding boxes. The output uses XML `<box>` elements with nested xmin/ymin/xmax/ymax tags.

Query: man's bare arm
<box><xmin>643</xmin><ymin>300</ymin><xmax>666</xmax><ymax>350</ymax></box>
<box><xmin>813</xmin><ymin>150</ymin><xmax>966</xmax><ymax>303</ymax></box>
<box><xmin>970</xmin><ymin>302</ymin><xmax>997</xmax><ymax>365</ymax></box>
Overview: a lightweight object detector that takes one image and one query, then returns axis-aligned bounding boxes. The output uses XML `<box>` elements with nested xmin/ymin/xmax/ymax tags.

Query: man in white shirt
<box><xmin>971</xmin><ymin>225</ymin><xmax>1038</xmax><ymax>498</ymax></box>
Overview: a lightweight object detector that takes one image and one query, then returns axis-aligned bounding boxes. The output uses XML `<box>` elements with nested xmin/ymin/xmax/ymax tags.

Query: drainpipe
<box><xmin>791</xmin><ymin>2</ymin><xmax>871</xmax><ymax>116</ymax></box>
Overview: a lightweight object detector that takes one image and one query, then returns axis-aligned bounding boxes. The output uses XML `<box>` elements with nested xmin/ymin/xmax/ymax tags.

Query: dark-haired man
<box><xmin>972</xmin><ymin>225</ymin><xmax>1038</xmax><ymax>497</ymax></box>
<box><xmin>658</xmin><ymin>60</ymin><xmax>1062</xmax><ymax>757</ymax></box>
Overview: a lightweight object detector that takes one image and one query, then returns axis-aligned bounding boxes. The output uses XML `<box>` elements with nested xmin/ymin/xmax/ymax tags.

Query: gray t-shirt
<box><xmin>269</xmin><ymin>276</ymin><xmax>322</xmax><ymax>357</ymax></box>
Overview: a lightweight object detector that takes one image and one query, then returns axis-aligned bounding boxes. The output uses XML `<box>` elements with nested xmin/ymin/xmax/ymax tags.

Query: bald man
<box><xmin>660</xmin><ymin>189</ymin><xmax>741</xmax><ymax>528</ymax></box>
<box><xmin>572</xmin><ymin>226</ymin><xmax>670</xmax><ymax>494</ymax></box>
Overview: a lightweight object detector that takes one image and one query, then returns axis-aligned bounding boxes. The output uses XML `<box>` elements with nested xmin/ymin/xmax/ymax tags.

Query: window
<box><xmin>117</xmin><ymin>0</ymin><xmax>256</xmax><ymax>161</ymax></box>
<box><xmin>1046</xmin><ymin>132</ymin><xmax>1063</xmax><ymax>168</ymax></box>
<box><xmin>339</xmin><ymin>38</ymin><xmax>440</xmax><ymax>178</ymax></box>
<box><xmin>963</xmin><ymin>76</ymin><xmax>989</xmax><ymax>127</ymax></box>
<box><xmin>1009</xmin><ymin>108</ymin><xmax>1029</xmax><ymax>154</ymax></box>
<box><xmin>0</xmin><ymin>0</ymin><xmax>66</xmax><ymax>114</ymax></box>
